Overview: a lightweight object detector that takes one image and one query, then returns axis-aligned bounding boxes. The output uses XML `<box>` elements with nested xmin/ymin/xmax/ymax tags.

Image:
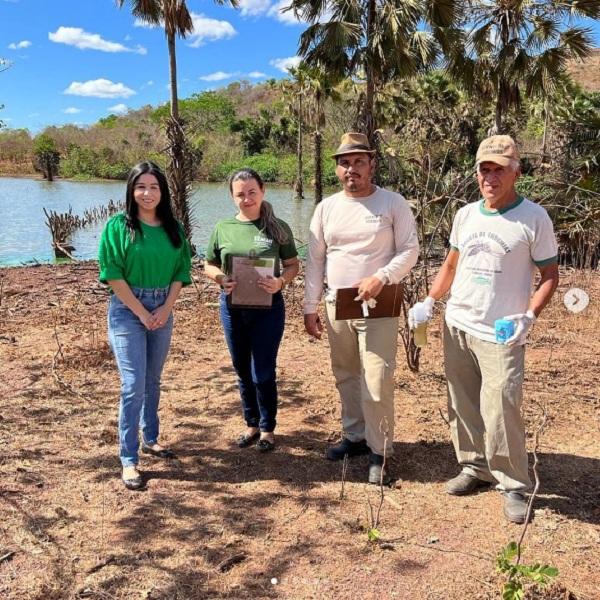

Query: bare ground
<box><xmin>0</xmin><ymin>264</ymin><xmax>598</xmax><ymax>600</ymax></box>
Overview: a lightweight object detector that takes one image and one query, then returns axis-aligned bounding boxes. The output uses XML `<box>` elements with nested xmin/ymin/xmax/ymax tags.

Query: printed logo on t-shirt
<box><xmin>254</xmin><ymin>233</ymin><xmax>272</xmax><ymax>250</ymax></box>
<box><xmin>461</xmin><ymin>231</ymin><xmax>511</xmax><ymax>285</ymax></box>
<box><xmin>365</xmin><ymin>213</ymin><xmax>383</xmax><ymax>224</ymax></box>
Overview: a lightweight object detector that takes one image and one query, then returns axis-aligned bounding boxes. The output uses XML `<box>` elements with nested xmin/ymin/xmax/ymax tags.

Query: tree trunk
<box><xmin>361</xmin><ymin>0</ymin><xmax>377</xmax><ymax>146</ymax></box>
<box><xmin>168</xmin><ymin>33</ymin><xmax>179</xmax><ymax>121</ymax></box>
<box><xmin>165</xmin><ymin>33</ymin><xmax>192</xmax><ymax>244</ymax></box>
<box><xmin>541</xmin><ymin>99</ymin><xmax>549</xmax><ymax>163</ymax></box>
<box><xmin>314</xmin><ymin>129</ymin><xmax>322</xmax><ymax>204</ymax></box>
<box><xmin>294</xmin><ymin>95</ymin><xmax>304</xmax><ymax>199</ymax></box>
<box><xmin>45</xmin><ymin>157</ymin><xmax>54</xmax><ymax>182</ymax></box>
<box><xmin>492</xmin><ymin>99</ymin><xmax>502</xmax><ymax>135</ymax></box>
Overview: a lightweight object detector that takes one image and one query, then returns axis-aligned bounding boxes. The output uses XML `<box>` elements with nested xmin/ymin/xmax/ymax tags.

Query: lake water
<box><xmin>0</xmin><ymin>177</ymin><xmax>317</xmax><ymax>266</ymax></box>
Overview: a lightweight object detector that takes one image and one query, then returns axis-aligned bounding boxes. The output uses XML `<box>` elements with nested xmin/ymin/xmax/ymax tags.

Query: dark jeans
<box><xmin>219</xmin><ymin>292</ymin><xmax>285</xmax><ymax>432</ymax></box>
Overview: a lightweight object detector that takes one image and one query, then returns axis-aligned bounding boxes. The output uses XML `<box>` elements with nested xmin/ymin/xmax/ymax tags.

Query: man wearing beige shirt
<box><xmin>304</xmin><ymin>132</ymin><xmax>419</xmax><ymax>483</ymax></box>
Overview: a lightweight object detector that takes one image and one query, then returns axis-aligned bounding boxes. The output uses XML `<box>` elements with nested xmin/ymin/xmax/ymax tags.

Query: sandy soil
<box><xmin>0</xmin><ymin>263</ymin><xmax>598</xmax><ymax>600</ymax></box>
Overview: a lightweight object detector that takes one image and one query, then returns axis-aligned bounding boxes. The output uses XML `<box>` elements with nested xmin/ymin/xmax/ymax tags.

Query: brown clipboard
<box><xmin>335</xmin><ymin>283</ymin><xmax>403</xmax><ymax>320</ymax></box>
<box><xmin>228</xmin><ymin>255</ymin><xmax>275</xmax><ymax>309</ymax></box>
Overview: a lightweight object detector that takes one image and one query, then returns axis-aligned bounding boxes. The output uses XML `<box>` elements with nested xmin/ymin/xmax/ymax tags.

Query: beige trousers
<box><xmin>444</xmin><ymin>322</ymin><xmax>530</xmax><ymax>492</ymax></box>
<box><xmin>325</xmin><ymin>302</ymin><xmax>398</xmax><ymax>456</ymax></box>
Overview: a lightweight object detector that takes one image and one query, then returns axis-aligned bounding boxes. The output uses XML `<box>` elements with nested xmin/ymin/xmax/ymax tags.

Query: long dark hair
<box><xmin>228</xmin><ymin>168</ymin><xmax>289</xmax><ymax>245</ymax></box>
<box><xmin>125</xmin><ymin>161</ymin><xmax>182</xmax><ymax>248</ymax></box>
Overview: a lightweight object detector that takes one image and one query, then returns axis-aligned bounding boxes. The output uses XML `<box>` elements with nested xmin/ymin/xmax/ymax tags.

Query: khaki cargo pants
<box><xmin>444</xmin><ymin>322</ymin><xmax>531</xmax><ymax>492</ymax></box>
<box><xmin>325</xmin><ymin>302</ymin><xmax>398</xmax><ymax>456</ymax></box>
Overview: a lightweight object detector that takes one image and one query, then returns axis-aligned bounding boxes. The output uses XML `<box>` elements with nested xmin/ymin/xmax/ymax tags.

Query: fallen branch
<box><xmin>0</xmin><ymin>551</ymin><xmax>15</xmax><ymax>564</ymax></box>
<box><xmin>216</xmin><ymin>553</ymin><xmax>246</xmax><ymax>572</ymax></box>
<box><xmin>516</xmin><ymin>401</ymin><xmax>548</xmax><ymax>565</ymax></box>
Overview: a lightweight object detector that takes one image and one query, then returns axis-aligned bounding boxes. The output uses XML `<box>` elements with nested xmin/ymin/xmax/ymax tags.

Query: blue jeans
<box><xmin>219</xmin><ymin>292</ymin><xmax>285</xmax><ymax>432</ymax></box>
<box><xmin>108</xmin><ymin>287</ymin><xmax>173</xmax><ymax>467</ymax></box>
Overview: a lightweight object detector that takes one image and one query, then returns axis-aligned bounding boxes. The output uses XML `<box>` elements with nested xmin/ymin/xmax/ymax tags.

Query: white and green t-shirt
<box><xmin>445</xmin><ymin>196</ymin><xmax>558</xmax><ymax>343</ymax></box>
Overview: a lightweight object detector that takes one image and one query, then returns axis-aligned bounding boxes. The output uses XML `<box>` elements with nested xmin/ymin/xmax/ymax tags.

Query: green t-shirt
<box><xmin>206</xmin><ymin>217</ymin><xmax>297</xmax><ymax>276</ymax></box>
<box><xmin>98</xmin><ymin>213</ymin><xmax>192</xmax><ymax>289</ymax></box>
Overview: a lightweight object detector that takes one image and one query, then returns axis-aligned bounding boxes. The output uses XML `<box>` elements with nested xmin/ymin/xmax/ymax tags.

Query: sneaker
<box><xmin>445</xmin><ymin>472</ymin><xmax>490</xmax><ymax>496</ymax></box>
<box><xmin>503</xmin><ymin>491</ymin><xmax>529</xmax><ymax>524</ymax></box>
<box><xmin>326</xmin><ymin>438</ymin><xmax>370</xmax><ymax>461</ymax></box>
<box><xmin>368</xmin><ymin>452</ymin><xmax>391</xmax><ymax>485</ymax></box>
<box><xmin>122</xmin><ymin>466</ymin><xmax>143</xmax><ymax>490</ymax></box>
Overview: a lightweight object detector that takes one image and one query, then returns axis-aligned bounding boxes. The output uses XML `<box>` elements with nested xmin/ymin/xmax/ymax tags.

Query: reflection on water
<box><xmin>0</xmin><ymin>178</ymin><xmax>316</xmax><ymax>266</ymax></box>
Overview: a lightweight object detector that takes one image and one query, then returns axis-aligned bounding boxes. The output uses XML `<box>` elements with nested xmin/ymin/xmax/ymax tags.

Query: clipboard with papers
<box><xmin>228</xmin><ymin>255</ymin><xmax>276</xmax><ymax>309</ymax></box>
<box><xmin>334</xmin><ymin>283</ymin><xmax>403</xmax><ymax>320</ymax></box>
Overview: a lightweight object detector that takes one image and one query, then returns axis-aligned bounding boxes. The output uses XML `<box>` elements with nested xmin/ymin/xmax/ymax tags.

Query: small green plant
<box><xmin>367</xmin><ymin>528</ymin><xmax>380</xmax><ymax>543</ymax></box>
<box><xmin>496</xmin><ymin>542</ymin><xmax>558</xmax><ymax>600</ymax></box>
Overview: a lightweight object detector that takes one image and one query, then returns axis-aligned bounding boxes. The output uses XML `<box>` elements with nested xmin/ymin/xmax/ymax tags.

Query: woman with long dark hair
<box><xmin>205</xmin><ymin>168</ymin><xmax>299</xmax><ymax>452</ymax></box>
<box><xmin>99</xmin><ymin>161</ymin><xmax>191</xmax><ymax>489</ymax></box>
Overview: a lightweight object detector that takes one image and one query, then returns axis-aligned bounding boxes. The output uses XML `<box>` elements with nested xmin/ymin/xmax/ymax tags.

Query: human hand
<box><xmin>220</xmin><ymin>276</ymin><xmax>237</xmax><ymax>296</ymax></box>
<box><xmin>354</xmin><ymin>276</ymin><xmax>385</xmax><ymax>301</ymax></box>
<box><xmin>304</xmin><ymin>313</ymin><xmax>323</xmax><ymax>339</ymax></box>
<box><xmin>408</xmin><ymin>297</ymin><xmax>435</xmax><ymax>330</ymax></box>
<box><xmin>257</xmin><ymin>275</ymin><xmax>283</xmax><ymax>295</ymax></box>
<box><xmin>503</xmin><ymin>310</ymin><xmax>536</xmax><ymax>346</ymax></box>
<box><xmin>148</xmin><ymin>305</ymin><xmax>172</xmax><ymax>330</ymax></box>
<box><xmin>137</xmin><ymin>309</ymin><xmax>155</xmax><ymax>330</ymax></box>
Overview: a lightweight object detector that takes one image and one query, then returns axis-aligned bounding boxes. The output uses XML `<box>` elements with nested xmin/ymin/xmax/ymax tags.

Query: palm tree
<box><xmin>284</xmin><ymin>65</ymin><xmax>311</xmax><ymax>199</ymax></box>
<box><xmin>447</xmin><ymin>0</ymin><xmax>600</xmax><ymax>134</ymax></box>
<box><xmin>117</xmin><ymin>0</ymin><xmax>238</xmax><ymax>240</ymax></box>
<box><xmin>301</xmin><ymin>64</ymin><xmax>340</xmax><ymax>203</ymax></box>
<box><xmin>285</xmin><ymin>0</ymin><xmax>457</xmax><ymax>147</ymax></box>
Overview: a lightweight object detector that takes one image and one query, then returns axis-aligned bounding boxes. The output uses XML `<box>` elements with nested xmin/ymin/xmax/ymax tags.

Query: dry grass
<box><xmin>0</xmin><ymin>263</ymin><xmax>598</xmax><ymax>600</ymax></box>
<box><xmin>567</xmin><ymin>49</ymin><xmax>600</xmax><ymax>93</ymax></box>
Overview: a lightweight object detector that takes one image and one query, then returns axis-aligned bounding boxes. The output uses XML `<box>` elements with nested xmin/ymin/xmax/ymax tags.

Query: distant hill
<box><xmin>568</xmin><ymin>49</ymin><xmax>600</xmax><ymax>92</ymax></box>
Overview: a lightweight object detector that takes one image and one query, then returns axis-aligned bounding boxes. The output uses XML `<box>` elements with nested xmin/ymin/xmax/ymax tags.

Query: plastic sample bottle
<box><xmin>495</xmin><ymin>319</ymin><xmax>515</xmax><ymax>344</ymax></box>
<box><xmin>412</xmin><ymin>304</ymin><xmax>430</xmax><ymax>347</ymax></box>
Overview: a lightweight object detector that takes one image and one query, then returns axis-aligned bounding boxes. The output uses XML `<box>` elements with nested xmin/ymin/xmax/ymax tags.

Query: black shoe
<box><xmin>236</xmin><ymin>431</ymin><xmax>260</xmax><ymax>448</ymax></box>
<box><xmin>256</xmin><ymin>438</ymin><xmax>275</xmax><ymax>452</ymax></box>
<box><xmin>368</xmin><ymin>452</ymin><xmax>391</xmax><ymax>485</ymax></box>
<box><xmin>141</xmin><ymin>444</ymin><xmax>176</xmax><ymax>459</ymax></box>
<box><xmin>326</xmin><ymin>438</ymin><xmax>369</xmax><ymax>461</ymax></box>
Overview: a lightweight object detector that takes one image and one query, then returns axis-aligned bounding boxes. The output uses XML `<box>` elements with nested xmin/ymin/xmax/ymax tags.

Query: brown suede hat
<box><xmin>331</xmin><ymin>132</ymin><xmax>376</xmax><ymax>158</ymax></box>
<box><xmin>476</xmin><ymin>135</ymin><xmax>520</xmax><ymax>167</ymax></box>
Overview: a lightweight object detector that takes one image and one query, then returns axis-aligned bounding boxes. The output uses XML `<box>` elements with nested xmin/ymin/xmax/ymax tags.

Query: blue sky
<box><xmin>1</xmin><ymin>0</ymin><xmax>599</xmax><ymax>133</ymax></box>
<box><xmin>0</xmin><ymin>0</ymin><xmax>309</xmax><ymax>131</ymax></box>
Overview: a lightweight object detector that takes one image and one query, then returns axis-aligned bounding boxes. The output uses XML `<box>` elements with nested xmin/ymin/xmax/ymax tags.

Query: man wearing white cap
<box><xmin>410</xmin><ymin>135</ymin><xmax>559</xmax><ymax>522</ymax></box>
<box><xmin>304</xmin><ymin>132</ymin><xmax>419</xmax><ymax>484</ymax></box>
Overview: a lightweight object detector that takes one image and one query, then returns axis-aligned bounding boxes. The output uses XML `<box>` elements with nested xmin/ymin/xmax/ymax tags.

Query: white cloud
<box><xmin>248</xmin><ymin>71</ymin><xmax>267</xmax><ymax>78</ymax></box>
<box><xmin>63</xmin><ymin>107</ymin><xmax>81</xmax><ymax>114</ymax></box>
<box><xmin>134</xmin><ymin>18</ymin><xmax>159</xmax><ymax>29</ymax></box>
<box><xmin>238</xmin><ymin>0</ymin><xmax>272</xmax><ymax>17</ymax></box>
<box><xmin>146</xmin><ymin>80</ymin><xmax>154</xmax><ymax>86</ymax></box>
<box><xmin>187</xmin><ymin>13</ymin><xmax>236</xmax><ymax>47</ymax></box>
<box><xmin>270</xmin><ymin>56</ymin><xmax>301</xmax><ymax>73</ymax></box>
<box><xmin>108</xmin><ymin>104</ymin><xmax>128</xmax><ymax>115</ymax></box>
<box><xmin>267</xmin><ymin>1</ymin><xmax>303</xmax><ymax>25</ymax></box>
<box><xmin>64</xmin><ymin>79</ymin><xmax>136</xmax><ymax>99</ymax></box>
<box><xmin>199</xmin><ymin>71</ymin><xmax>237</xmax><ymax>82</ymax></box>
<box><xmin>49</xmin><ymin>27</ymin><xmax>147</xmax><ymax>54</ymax></box>
<box><xmin>8</xmin><ymin>40</ymin><xmax>32</xmax><ymax>50</ymax></box>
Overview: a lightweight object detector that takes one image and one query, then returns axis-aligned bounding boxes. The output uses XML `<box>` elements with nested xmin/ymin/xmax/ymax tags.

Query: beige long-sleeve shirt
<box><xmin>304</xmin><ymin>186</ymin><xmax>419</xmax><ymax>314</ymax></box>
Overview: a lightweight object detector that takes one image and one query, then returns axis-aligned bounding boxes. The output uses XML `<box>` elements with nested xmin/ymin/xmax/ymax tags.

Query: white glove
<box><xmin>503</xmin><ymin>310</ymin><xmax>536</xmax><ymax>346</ymax></box>
<box><xmin>408</xmin><ymin>296</ymin><xmax>435</xmax><ymax>330</ymax></box>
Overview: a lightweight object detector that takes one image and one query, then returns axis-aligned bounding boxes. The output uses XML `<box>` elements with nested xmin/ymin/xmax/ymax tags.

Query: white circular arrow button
<box><xmin>564</xmin><ymin>287</ymin><xmax>589</xmax><ymax>313</ymax></box>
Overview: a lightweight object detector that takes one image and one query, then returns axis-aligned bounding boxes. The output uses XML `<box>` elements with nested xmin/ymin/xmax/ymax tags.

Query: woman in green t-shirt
<box><xmin>205</xmin><ymin>168</ymin><xmax>299</xmax><ymax>452</ymax></box>
<box><xmin>98</xmin><ymin>161</ymin><xmax>191</xmax><ymax>490</ymax></box>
